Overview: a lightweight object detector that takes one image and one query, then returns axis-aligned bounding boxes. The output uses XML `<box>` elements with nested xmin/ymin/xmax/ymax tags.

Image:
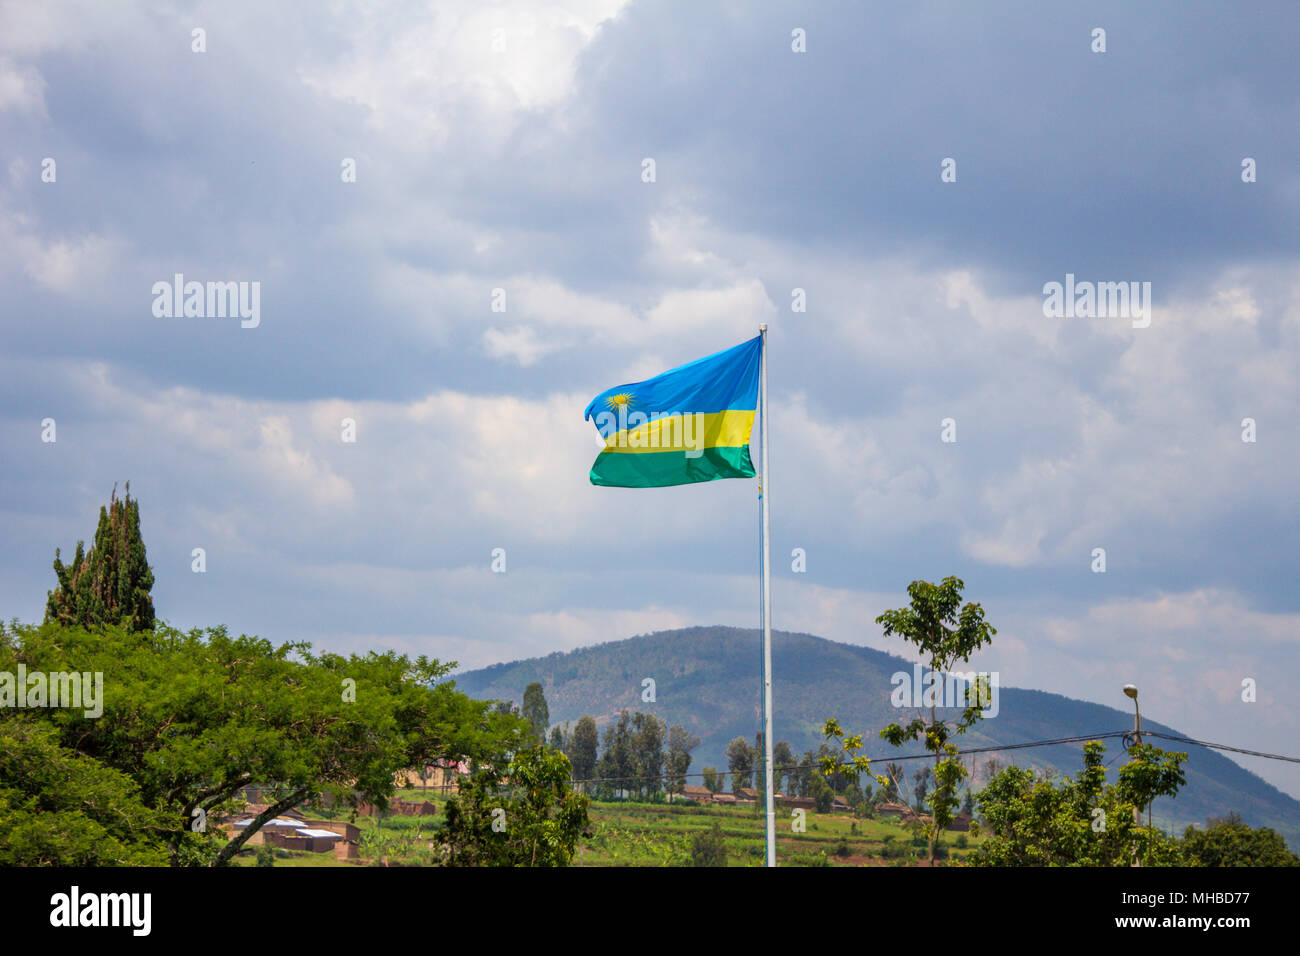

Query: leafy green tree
<box><xmin>46</xmin><ymin>484</ymin><xmax>155</xmax><ymax>633</ymax></box>
<box><xmin>690</xmin><ymin>821</ymin><xmax>727</xmax><ymax>867</ymax></box>
<box><xmin>522</xmin><ymin>682</ymin><xmax>549</xmax><ymax>743</ymax></box>
<box><xmin>596</xmin><ymin>711</ymin><xmax>634</xmax><ymax>800</ymax></box>
<box><xmin>772</xmin><ymin>740</ymin><xmax>795</xmax><ymax>794</ymax></box>
<box><xmin>961</xmin><ymin>786</ymin><xmax>976</xmax><ymax>816</ymax></box>
<box><xmin>570</xmin><ymin>716</ymin><xmax>599</xmax><ymax>789</ymax></box>
<box><xmin>548</xmin><ymin>725</ymin><xmax>565</xmax><ymax>752</ymax></box>
<box><xmin>666</xmin><ymin>724</ymin><xmax>700</xmax><ymax>795</ymax></box>
<box><xmin>823</xmin><ymin>575</ymin><xmax>997</xmax><ymax>865</ymax></box>
<box><xmin>810</xmin><ymin>771</ymin><xmax>834</xmax><ymax>813</ymax></box>
<box><xmin>630</xmin><ymin>712</ymin><xmax>666</xmax><ymax>800</ymax></box>
<box><xmin>701</xmin><ymin>766</ymin><xmax>721</xmax><ymax>793</ymax></box>
<box><xmin>818</xmin><ymin>742</ymin><xmax>850</xmax><ymax>794</ymax></box>
<box><xmin>796</xmin><ymin>750</ymin><xmax>818</xmax><ymax>798</ymax></box>
<box><xmin>439</xmin><ymin>745</ymin><xmax>590</xmax><ymax>866</ymax></box>
<box><xmin>1</xmin><ymin>618</ymin><xmax>526</xmax><ymax>866</ymax></box>
<box><xmin>1181</xmin><ymin>813</ymin><xmax>1299</xmax><ymax>867</ymax></box>
<box><xmin>0</xmin><ymin>717</ymin><xmax>170</xmax><ymax>865</ymax></box>
<box><xmin>726</xmin><ymin>735</ymin><xmax>754</xmax><ymax>793</ymax></box>
<box><xmin>972</xmin><ymin>741</ymin><xmax>1188</xmax><ymax>866</ymax></box>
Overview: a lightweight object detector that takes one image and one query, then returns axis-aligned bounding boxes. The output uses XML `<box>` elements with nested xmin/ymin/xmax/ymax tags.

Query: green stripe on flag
<box><xmin>589</xmin><ymin>446</ymin><xmax>755</xmax><ymax>488</ymax></box>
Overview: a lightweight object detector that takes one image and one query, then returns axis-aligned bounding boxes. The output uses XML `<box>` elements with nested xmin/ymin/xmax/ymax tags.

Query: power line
<box><xmin>566</xmin><ymin>731</ymin><xmax>1132</xmax><ymax>787</ymax></box>
<box><xmin>234</xmin><ymin>729</ymin><xmax>1300</xmax><ymax>797</ymax></box>
<box><xmin>1140</xmin><ymin>730</ymin><xmax>1300</xmax><ymax>765</ymax></box>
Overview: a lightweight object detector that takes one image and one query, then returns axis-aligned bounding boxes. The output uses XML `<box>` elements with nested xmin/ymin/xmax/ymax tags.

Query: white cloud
<box><xmin>298</xmin><ymin>0</ymin><xmax>629</xmax><ymax>148</ymax></box>
<box><xmin>0</xmin><ymin>56</ymin><xmax>46</xmax><ymax>114</ymax></box>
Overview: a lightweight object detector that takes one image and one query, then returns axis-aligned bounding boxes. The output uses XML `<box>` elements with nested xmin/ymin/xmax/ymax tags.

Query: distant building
<box><xmin>225</xmin><ymin>816</ymin><xmax>341</xmax><ymax>852</ymax></box>
<box><xmin>219</xmin><ymin>813</ymin><xmax>362</xmax><ymax>856</ymax></box>
<box><xmin>674</xmin><ymin>785</ymin><xmax>714</xmax><ymax>803</ymax></box>
<box><xmin>265</xmin><ymin>827</ymin><xmax>344</xmax><ymax>854</ymax></box>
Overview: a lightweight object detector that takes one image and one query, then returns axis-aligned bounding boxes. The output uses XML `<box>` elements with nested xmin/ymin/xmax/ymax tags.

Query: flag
<box><xmin>583</xmin><ymin>336</ymin><xmax>761</xmax><ymax>488</ymax></box>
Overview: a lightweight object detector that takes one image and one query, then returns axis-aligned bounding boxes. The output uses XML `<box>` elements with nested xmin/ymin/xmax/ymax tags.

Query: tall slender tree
<box><xmin>823</xmin><ymin>575</ymin><xmax>997</xmax><ymax>865</ymax></box>
<box><xmin>772</xmin><ymin>740</ymin><xmax>795</xmax><ymax>795</ymax></box>
<box><xmin>666</xmin><ymin>724</ymin><xmax>701</xmax><ymax>795</ymax></box>
<box><xmin>521</xmin><ymin>682</ymin><xmax>549</xmax><ymax>743</ymax></box>
<box><xmin>726</xmin><ymin>736</ymin><xmax>754</xmax><ymax>793</ymax></box>
<box><xmin>46</xmin><ymin>483</ymin><xmax>155</xmax><ymax>632</ymax></box>
<box><xmin>631</xmin><ymin>712</ymin><xmax>666</xmax><ymax>800</ymax></box>
<box><xmin>570</xmin><ymin>716</ymin><xmax>599</xmax><ymax>790</ymax></box>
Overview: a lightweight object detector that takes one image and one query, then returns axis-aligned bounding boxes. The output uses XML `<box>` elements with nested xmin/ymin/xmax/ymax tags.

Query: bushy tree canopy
<box><xmin>0</xmin><ymin>618</ymin><xmax>525</xmax><ymax>865</ymax></box>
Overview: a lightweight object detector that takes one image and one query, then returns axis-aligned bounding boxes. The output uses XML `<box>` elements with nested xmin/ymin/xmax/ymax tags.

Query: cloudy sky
<box><xmin>3</xmin><ymin>1</ymin><xmax>1298</xmax><ymax>797</ymax></box>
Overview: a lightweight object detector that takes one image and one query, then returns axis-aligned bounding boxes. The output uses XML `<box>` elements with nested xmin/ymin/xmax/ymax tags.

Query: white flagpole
<box><xmin>759</xmin><ymin>323</ymin><xmax>775</xmax><ymax>867</ymax></box>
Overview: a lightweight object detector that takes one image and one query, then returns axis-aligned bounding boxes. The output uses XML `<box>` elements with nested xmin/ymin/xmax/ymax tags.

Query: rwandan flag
<box><xmin>584</xmin><ymin>336</ymin><xmax>761</xmax><ymax>487</ymax></box>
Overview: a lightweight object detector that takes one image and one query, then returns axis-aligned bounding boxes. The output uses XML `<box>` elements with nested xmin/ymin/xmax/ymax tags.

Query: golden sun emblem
<box><xmin>605</xmin><ymin>392</ymin><xmax>635</xmax><ymax>410</ymax></box>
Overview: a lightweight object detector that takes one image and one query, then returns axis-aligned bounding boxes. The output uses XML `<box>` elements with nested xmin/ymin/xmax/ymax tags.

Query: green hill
<box><xmin>452</xmin><ymin>625</ymin><xmax>1300</xmax><ymax>847</ymax></box>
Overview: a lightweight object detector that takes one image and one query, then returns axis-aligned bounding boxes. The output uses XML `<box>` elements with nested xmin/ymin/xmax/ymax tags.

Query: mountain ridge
<box><xmin>452</xmin><ymin>625</ymin><xmax>1300</xmax><ymax>847</ymax></box>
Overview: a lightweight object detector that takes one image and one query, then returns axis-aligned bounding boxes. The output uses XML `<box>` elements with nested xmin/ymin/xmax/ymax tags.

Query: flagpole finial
<box><xmin>759</xmin><ymin>323</ymin><xmax>768</xmax><ymax>332</ymax></box>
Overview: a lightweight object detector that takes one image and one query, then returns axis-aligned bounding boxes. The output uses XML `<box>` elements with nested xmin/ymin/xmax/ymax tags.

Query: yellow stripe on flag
<box><xmin>602</xmin><ymin>409</ymin><xmax>755</xmax><ymax>454</ymax></box>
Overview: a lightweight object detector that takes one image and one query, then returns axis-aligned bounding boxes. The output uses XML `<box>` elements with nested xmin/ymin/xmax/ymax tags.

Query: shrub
<box><xmin>690</xmin><ymin>822</ymin><xmax>727</xmax><ymax>867</ymax></box>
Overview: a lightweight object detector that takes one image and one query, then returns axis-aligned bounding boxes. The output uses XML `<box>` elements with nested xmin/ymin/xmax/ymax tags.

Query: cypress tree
<box><xmin>46</xmin><ymin>482</ymin><xmax>155</xmax><ymax>632</ymax></box>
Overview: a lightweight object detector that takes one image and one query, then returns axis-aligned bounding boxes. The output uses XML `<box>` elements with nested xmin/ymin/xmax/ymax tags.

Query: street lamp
<box><xmin>1123</xmin><ymin>684</ymin><xmax>1146</xmax><ymax>866</ymax></box>
<box><xmin>1123</xmin><ymin>684</ymin><xmax>1141</xmax><ymax>744</ymax></box>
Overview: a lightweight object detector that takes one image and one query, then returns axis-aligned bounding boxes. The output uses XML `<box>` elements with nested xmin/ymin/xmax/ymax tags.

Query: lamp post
<box><xmin>1123</xmin><ymin>684</ymin><xmax>1142</xmax><ymax>866</ymax></box>
<box><xmin>1123</xmin><ymin>684</ymin><xmax>1141</xmax><ymax>744</ymax></box>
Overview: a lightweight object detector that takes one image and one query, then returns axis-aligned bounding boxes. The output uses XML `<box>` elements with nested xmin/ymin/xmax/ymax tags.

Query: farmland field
<box><xmin>231</xmin><ymin>792</ymin><xmax>983</xmax><ymax>867</ymax></box>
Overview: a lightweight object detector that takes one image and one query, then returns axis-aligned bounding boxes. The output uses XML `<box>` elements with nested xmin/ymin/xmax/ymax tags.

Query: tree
<box><xmin>521</xmin><ymin>682</ymin><xmax>549</xmax><ymax>743</ymax></box>
<box><xmin>46</xmin><ymin>483</ymin><xmax>155</xmax><ymax>633</ymax></box>
<box><xmin>570</xmin><ymin>716</ymin><xmax>599</xmax><ymax>789</ymax></box>
<box><xmin>726</xmin><ymin>736</ymin><xmax>755</xmax><ymax>793</ymax></box>
<box><xmin>796</xmin><ymin>751</ymin><xmax>818</xmax><ymax>798</ymax></box>
<box><xmin>823</xmin><ymin>575</ymin><xmax>997</xmax><ymax>865</ymax></box>
<box><xmin>631</xmin><ymin>712</ymin><xmax>666</xmax><ymax>800</ymax></box>
<box><xmin>0</xmin><ymin>717</ymin><xmax>170</xmax><ymax>865</ymax></box>
<box><xmin>1181</xmin><ymin>813</ymin><xmax>1299</xmax><ymax>867</ymax></box>
<box><xmin>666</xmin><ymin>725</ymin><xmax>700</xmax><ymax>796</ymax></box>
<box><xmin>810</xmin><ymin>771</ymin><xmax>834</xmax><ymax>813</ymax></box>
<box><xmin>912</xmin><ymin>766</ymin><xmax>932</xmax><ymax>814</ymax></box>
<box><xmin>972</xmin><ymin>741</ymin><xmax>1188</xmax><ymax>866</ymax></box>
<box><xmin>439</xmin><ymin>745</ymin><xmax>590</xmax><ymax>866</ymax></box>
<box><xmin>961</xmin><ymin>786</ymin><xmax>976</xmax><ymax>816</ymax></box>
<box><xmin>772</xmin><ymin>740</ymin><xmax>795</xmax><ymax>794</ymax></box>
<box><xmin>548</xmin><ymin>725</ymin><xmax>565</xmax><ymax>753</ymax></box>
<box><xmin>883</xmin><ymin>763</ymin><xmax>906</xmax><ymax>802</ymax></box>
<box><xmin>701</xmin><ymin>766</ymin><xmax>721</xmax><ymax>793</ymax></box>
<box><xmin>0</xmin><ymin>617</ymin><xmax>527</xmax><ymax>866</ymax></box>
<box><xmin>690</xmin><ymin>822</ymin><xmax>727</xmax><ymax>867</ymax></box>
<box><xmin>596</xmin><ymin>711</ymin><xmax>634</xmax><ymax>800</ymax></box>
<box><xmin>752</xmin><ymin>732</ymin><xmax>767</xmax><ymax>811</ymax></box>
<box><xmin>982</xmin><ymin>758</ymin><xmax>1001</xmax><ymax>785</ymax></box>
